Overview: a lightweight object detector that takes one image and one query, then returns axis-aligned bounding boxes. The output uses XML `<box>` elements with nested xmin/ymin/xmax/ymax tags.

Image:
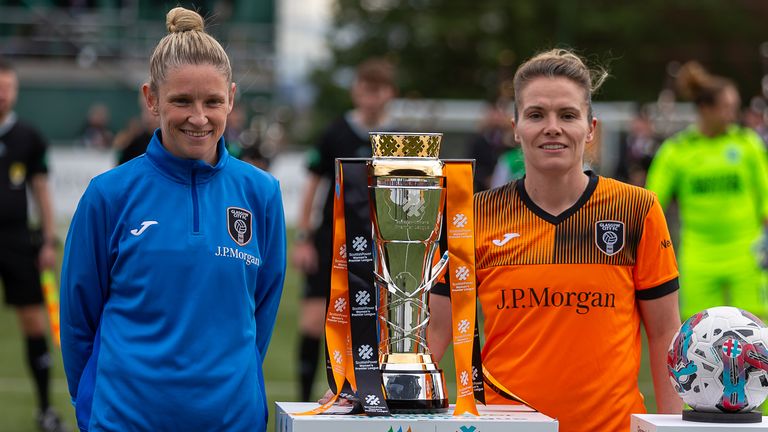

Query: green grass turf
<box><xmin>0</xmin><ymin>232</ymin><xmax>658</xmax><ymax>431</ymax></box>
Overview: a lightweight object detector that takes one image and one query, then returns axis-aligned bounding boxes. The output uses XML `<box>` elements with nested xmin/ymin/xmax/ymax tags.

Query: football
<box><xmin>667</xmin><ymin>306</ymin><xmax>768</xmax><ymax>412</ymax></box>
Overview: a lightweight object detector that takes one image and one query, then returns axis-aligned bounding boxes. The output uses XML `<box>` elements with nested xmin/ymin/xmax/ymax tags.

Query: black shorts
<box><xmin>303</xmin><ymin>234</ymin><xmax>332</xmax><ymax>299</ymax></box>
<box><xmin>0</xmin><ymin>228</ymin><xmax>44</xmax><ymax>306</ymax></box>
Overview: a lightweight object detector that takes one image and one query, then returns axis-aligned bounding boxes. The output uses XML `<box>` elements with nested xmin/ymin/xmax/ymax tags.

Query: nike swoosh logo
<box><xmin>492</xmin><ymin>232</ymin><xmax>520</xmax><ymax>246</ymax></box>
<box><xmin>130</xmin><ymin>221</ymin><xmax>158</xmax><ymax>236</ymax></box>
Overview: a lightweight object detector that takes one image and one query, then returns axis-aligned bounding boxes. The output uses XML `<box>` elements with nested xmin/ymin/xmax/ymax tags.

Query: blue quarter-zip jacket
<box><xmin>61</xmin><ymin>131</ymin><xmax>286</xmax><ymax>431</ymax></box>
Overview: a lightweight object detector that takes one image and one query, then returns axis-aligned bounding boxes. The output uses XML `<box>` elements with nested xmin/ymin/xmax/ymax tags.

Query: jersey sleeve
<box><xmin>253</xmin><ymin>180</ymin><xmax>287</xmax><ymax>360</ymax></box>
<box><xmin>430</xmin><ymin>213</ymin><xmax>451</xmax><ymax>298</ymax></box>
<box><xmin>634</xmin><ymin>197</ymin><xmax>680</xmax><ymax>299</ymax></box>
<box><xmin>744</xmin><ymin>129</ymin><xmax>768</xmax><ymax>222</ymax></box>
<box><xmin>307</xmin><ymin>125</ymin><xmax>336</xmax><ymax>177</ymax></box>
<box><xmin>645</xmin><ymin>139</ymin><xmax>678</xmax><ymax>209</ymax></box>
<box><xmin>27</xmin><ymin>127</ymin><xmax>49</xmax><ymax>176</ymax></box>
<box><xmin>60</xmin><ymin>179</ymin><xmax>111</xmax><ymax>403</ymax></box>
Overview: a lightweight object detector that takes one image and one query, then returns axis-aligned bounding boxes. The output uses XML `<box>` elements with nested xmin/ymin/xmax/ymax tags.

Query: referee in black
<box><xmin>0</xmin><ymin>57</ymin><xmax>69</xmax><ymax>432</ymax></box>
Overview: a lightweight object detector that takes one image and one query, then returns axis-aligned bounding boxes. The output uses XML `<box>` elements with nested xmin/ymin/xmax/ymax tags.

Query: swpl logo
<box><xmin>452</xmin><ymin>213</ymin><xmax>468</xmax><ymax>228</ymax></box>
<box><xmin>334</xmin><ymin>297</ymin><xmax>347</xmax><ymax>312</ymax></box>
<box><xmin>358</xmin><ymin>344</ymin><xmax>374</xmax><ymax>360</ymax></box>
<box><xmin>353</xmin><ymin>236</ymin><xmax>367</xmax><ymax>252</ymax></box>
<box><xmin>457</xmin><ymin>319</ymin><xmax>470</xmax><ymax>334</ymax></box>
<box><xmin>460</xmin><ymin>370</ymin><xmax>470</xmax><ymax>386</ymax></box>
<box><xmin>455</xmin><ymin>266</ymin><xmax>469</xmax><ymax>281</ymax></box>
<box><xmin>355</xmin><ymin>290</ymin><xmax>371</xmax><ymax>306</ymax></box>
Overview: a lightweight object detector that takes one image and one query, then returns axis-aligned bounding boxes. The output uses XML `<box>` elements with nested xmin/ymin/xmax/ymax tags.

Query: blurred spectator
<box><xmin>239</xmin><ymin>138</ymin><xmax>270</xmax><ymax>171</ymax></box>
<box><xmin>224</xmin><ymin>104</ymin><xmax>247</xmax><ymax>157</ymax></box>
<box><xmin>81</xmin><ymin>103</ymin><xmax>113</xmax><ymax>150</ymax></box>
<box><xmin>113</xmin><ymin>97</ymin><xmax>158</xmax><ymax>165</ymax></box>
<box><xmin>225</xmin><ymin>105</ymin><xmax>247</xmax><ymax>142</ymax></box>
<box><xmin>489</xmin><ymin>141</ymin><xmax>525</xmax><ymax>189</ymax></box>
<box><xmin>646</xmin><ymin>61</ymin><xmax>768</xmax><ymax>321</ymax></box>
<box><xmin>615</xmin><ymin>112</ymin><xmax>662</xmax><ymax>186</ymax></box>
<box><xmin>292</xmin><ymin>57</ymin><xmax>397</xmax><ymax>401</ymax></box>
<box><xmin>743</xmin><ymin>95</ymin><xmax>768</xmax><ymax>146</ymax></box>
<box><xmin>466</xmin><ymin>100</ymin><xmax>514</xmax><ymax>191</ymax></box>
<box><xmin>0</xmin><ymin>57</ymin><xmax>69</xmax><ymax>432</ymax></box>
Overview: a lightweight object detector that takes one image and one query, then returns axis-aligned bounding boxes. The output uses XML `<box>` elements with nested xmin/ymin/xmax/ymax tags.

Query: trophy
<box><xmin>368</xmin><ymin>132</ymin><xmax>450</xmax><ymax>413</ymax></box>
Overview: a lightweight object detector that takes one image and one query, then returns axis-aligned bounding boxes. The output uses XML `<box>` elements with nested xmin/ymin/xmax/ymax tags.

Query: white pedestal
<box><xmin>631</xmin><ymin>414</ymin><xmax>768</xmax><ymax>431</ymax></box>
<box><xmin>275</xmin><ymin>402</ymin><xmax>558</xmax><ymax>432</ymax></box>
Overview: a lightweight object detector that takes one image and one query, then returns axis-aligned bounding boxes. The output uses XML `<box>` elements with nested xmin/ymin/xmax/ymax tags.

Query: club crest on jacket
<box><xmin>227</xmin><ymin>207</ymin><xmax>252</xmax><ymax>246</ymax></box>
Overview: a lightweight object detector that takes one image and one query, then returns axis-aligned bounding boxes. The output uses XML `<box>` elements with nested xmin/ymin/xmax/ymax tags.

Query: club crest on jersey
<box><xmin>595</xmin><ymin>220</ymin><xmax>625</xmax><ymax>256</ymax></box>
<box><xmin>227</xmin><ymin>207</ymin><xmax>252</xmax><ymax>246</ymax></box>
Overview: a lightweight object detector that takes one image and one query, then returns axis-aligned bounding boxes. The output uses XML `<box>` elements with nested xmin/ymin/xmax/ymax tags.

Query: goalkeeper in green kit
<box><xmin>646</xmin><ymin>61</ymin><xmax>768</xmax><ymax>321</ymax></box>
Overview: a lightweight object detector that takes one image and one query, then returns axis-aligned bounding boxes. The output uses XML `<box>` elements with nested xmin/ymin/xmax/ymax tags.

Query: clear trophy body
<box><xmin>368</xmin><ymin>132</ymin><xmax>449</xmax><ymax>413</ymax></box>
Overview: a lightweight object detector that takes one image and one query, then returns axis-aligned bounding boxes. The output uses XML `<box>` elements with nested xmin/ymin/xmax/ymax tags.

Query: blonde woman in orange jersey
<box><xmin>428</xmin><ymin>49</ymin><xmax>683</xmax><ymax>432</ymax></box>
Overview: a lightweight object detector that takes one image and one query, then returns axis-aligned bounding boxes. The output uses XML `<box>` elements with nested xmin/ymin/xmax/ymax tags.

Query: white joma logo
<box><xmin>130</xmin><ymin>221</ymin><xmax>158</xmax><ymax>236</ymax></box>
<box><xmin>492</xmin><ymin>232</ymin><xmax>520</xmax><ymax>246</ymax></box>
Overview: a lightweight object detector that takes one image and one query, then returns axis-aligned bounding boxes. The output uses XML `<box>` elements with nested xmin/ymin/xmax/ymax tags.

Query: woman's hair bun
<box><xmin>166</xmin><ymin>7</ymin><xmax>204</xmax><ymax>34</ymax></box>
<box><xmin>676</xmin><ymin>61</ymin><xmax>713</xmax><ymax>101</ymax></box>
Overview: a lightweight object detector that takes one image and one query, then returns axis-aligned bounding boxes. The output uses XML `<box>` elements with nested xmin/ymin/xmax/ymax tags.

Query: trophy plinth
<box><xmin>368</xmin><ymin>132</ymin><xmax>449</xmax><ymax>413</ymax></box>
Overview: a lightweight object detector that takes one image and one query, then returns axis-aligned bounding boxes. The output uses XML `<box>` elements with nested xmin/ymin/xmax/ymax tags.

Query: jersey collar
<box><xmin>516</xmin><ymin>170</ymin><xmax>599</xmax><ymax>225</ymax></box>
<box><xmin>145</xmin><ymin>129</ymin><xmax>229</xmax><ymax>184</ymax></box>
<box><xmin>687</xmin><ymin>123</ymin><xmax>740</xmax><ymax>140</ymax></box>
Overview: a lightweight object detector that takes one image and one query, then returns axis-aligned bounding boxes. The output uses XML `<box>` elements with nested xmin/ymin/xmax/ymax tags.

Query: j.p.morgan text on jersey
<box><xmin>496</xmin><ymin>287</ymin><xmax>616</xmax><ymax>314</ymax></box>
<box><xmin>214</xmin><ymin>246</ymin><xmax>261</xmax><ymax>266</ymax></box>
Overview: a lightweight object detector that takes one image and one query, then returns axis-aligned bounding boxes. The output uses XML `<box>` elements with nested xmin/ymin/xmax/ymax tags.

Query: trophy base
<box><xmin>682</xmin><ymin>409</ymin><xmax>762</xmax><ymax>423</ymax></box>
<box><xmin>385</xmin><ymin>397</ymin><xmax>449</xmax><ymax>414</ymax></box>
<box><xmin>381</xmin><ymin>353</ymin><xmax>449</xmax><ymax>414</ymax></box>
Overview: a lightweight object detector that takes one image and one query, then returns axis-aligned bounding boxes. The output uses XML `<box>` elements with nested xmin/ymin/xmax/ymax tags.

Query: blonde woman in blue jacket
<box><xmin>61</xmin><ymin>7</ymin><xmax>286</xmax><ymax>431</ymax></box>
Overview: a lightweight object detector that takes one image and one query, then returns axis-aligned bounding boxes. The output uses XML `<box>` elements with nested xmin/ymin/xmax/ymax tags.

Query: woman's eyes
<box><xmin>169</xmin><ymin>98</ymin><xmax>224</xmax><ymax>107</ymax></box>
<box><xmin>526</xmin><ymin>112</ymin><xmax>579</xmax><ymax>120</ymax></box>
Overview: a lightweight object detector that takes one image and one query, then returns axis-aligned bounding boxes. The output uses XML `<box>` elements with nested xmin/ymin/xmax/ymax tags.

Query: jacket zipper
<box><xmin>191</xmin><ymin>168</ymin><xmax>200</xmax><ymax>233</ymax></box>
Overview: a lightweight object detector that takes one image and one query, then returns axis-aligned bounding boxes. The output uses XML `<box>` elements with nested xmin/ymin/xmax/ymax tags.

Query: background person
<box><xmin>428</xmin><ymin>49</ymin><xmax>682</xmax><ymax>432</ymax></box>
<box><xmin>645</xmin><ymin>61</ymin><xmax>768</xmax><ymax>321</ymax></box>
<box><xmin>291</xmin><ymin>57</ymin><xmax>397</xmax><ymax>402</ymax></box>
<box><xmin>80</xmin><ymin>103</ymin><xmax>113</xmax><ymax>150</ymax></box>
<box><xmin>60</xmin><ymin>7</ymin><xmax>286</xmax><ymax>431</ymax></box>
<box><xmin>615</xmin><ymin>111</ymin><xmax>662</xmax><ymax>186</ymax></box>
<box><xmin>488</xmin><ymin>139</ymin><xmax>525</xmax><ymax>188</ymax></box>
<box><xmin>466</xmin><ymin>98</ymin><xmax>515</xmax><ymax>191</ymax></box>
<box><xmin>112</xmin><ymin>93</ymin><xmax>159</xmax><ymax>165</ymax></box>
<box><xmin>0</xmin><ymin>57</ymin><xmax>68</xmax><ymax>432</ymax></box>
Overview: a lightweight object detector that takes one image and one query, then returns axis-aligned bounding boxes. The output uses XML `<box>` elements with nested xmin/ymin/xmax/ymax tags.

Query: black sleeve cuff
<box><xmin>431</xmin><ymin>281</ymin><xmax>451</xmax><ymax>298</ymax></box>
<box><xmin>636</xmin><ymin>277</ymin><xmax>679</xmax><ymax>301</ymax></box>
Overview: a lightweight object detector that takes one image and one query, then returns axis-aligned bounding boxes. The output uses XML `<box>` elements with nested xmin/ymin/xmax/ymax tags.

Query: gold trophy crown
<box><xmin>370</xmin><ymin>132</ymin><xmax>441</xmax><ymax>158</ymax></box>
<box><xmin>370</xmin><ymin>133</ymin><xmax>443</xmax><ymax>177</ymax></box>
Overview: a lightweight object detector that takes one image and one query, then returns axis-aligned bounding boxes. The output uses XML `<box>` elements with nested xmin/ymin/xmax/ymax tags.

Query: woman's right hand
<box><xmin>318</xmin><ymin>389</ymin><xmax>355</xmax><ymax>405</ymax></box>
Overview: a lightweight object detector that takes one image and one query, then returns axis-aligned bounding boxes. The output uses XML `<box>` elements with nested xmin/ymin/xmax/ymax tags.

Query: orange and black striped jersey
<box><xmin>472</xmin><ymin>172</ymin><xmax>678</xmax><ymax>432</ymax></box>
